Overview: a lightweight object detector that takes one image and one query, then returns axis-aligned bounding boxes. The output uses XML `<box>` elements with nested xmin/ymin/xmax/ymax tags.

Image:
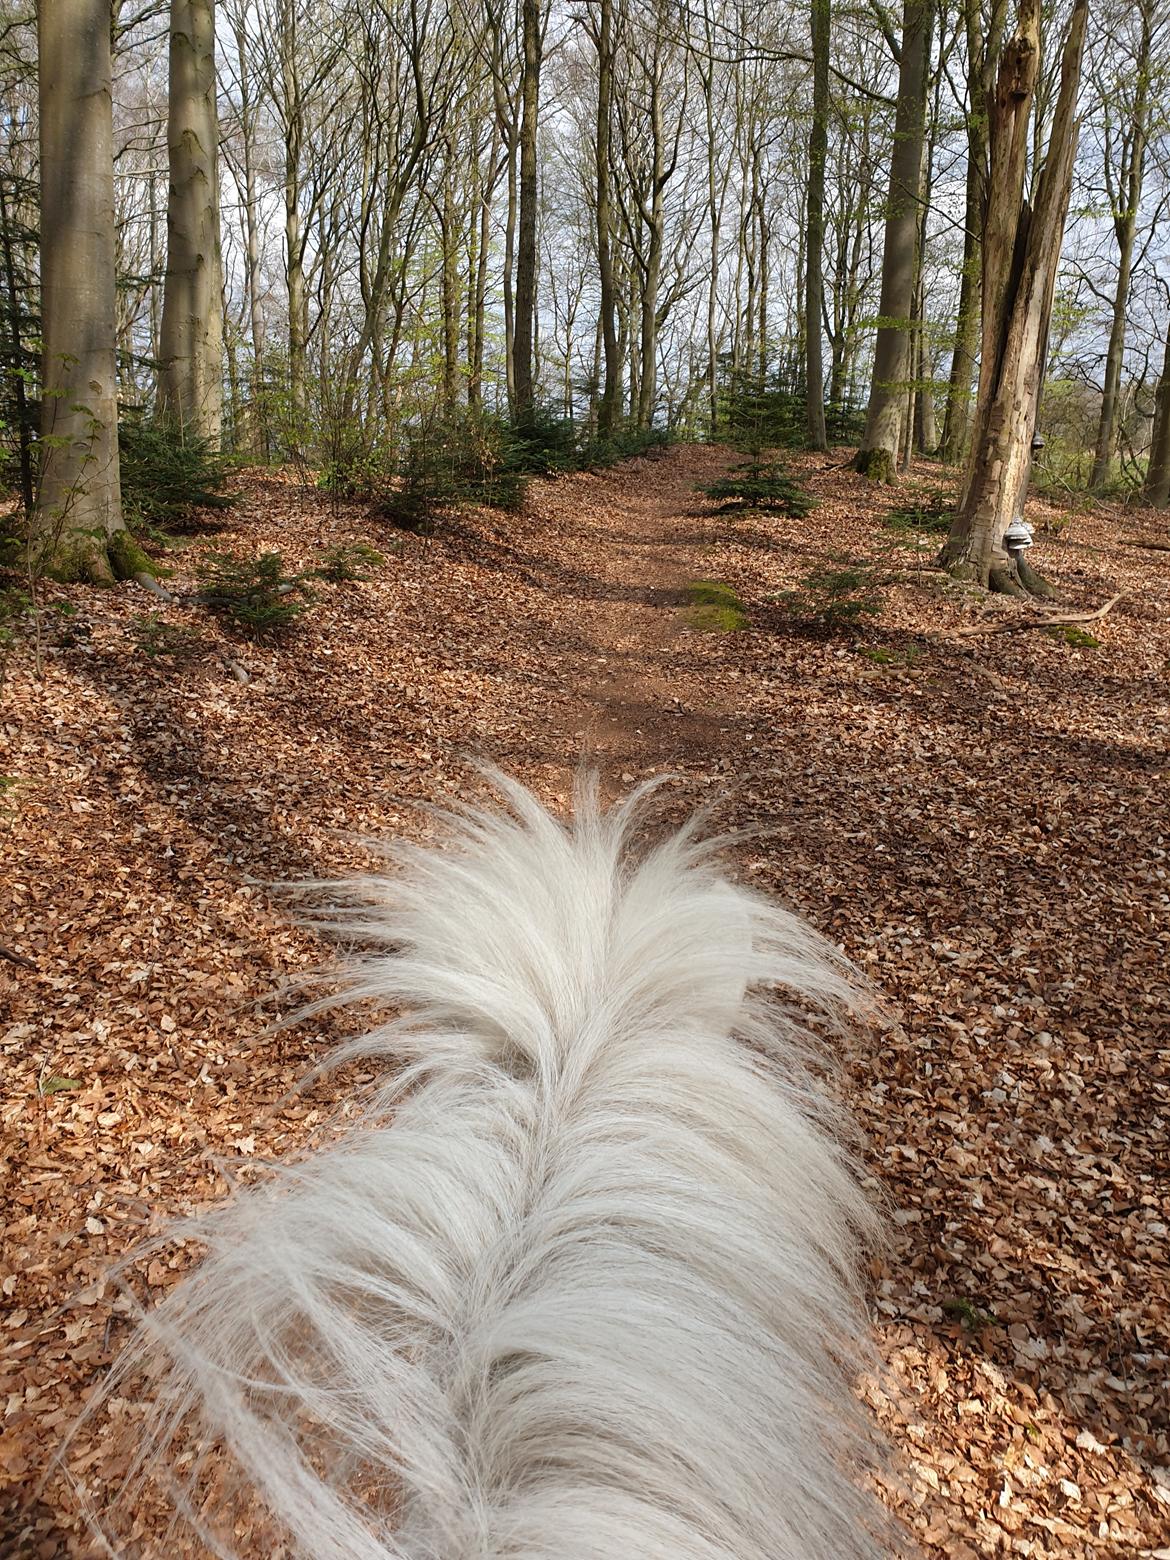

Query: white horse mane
<box><xmin>88</xmin><ymin>772</ymin><xmax>889</xmax><ymax>1558</ymax></box>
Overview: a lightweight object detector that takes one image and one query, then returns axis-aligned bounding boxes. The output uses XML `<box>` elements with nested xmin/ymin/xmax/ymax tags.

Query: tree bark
<box><xmin>1089</xmin><ymin>2</ymin><xmax>1152</xmax><ymax>493</ymax></box>
<box><xmin>33</xmin><ymin>0</ymin><xmax>146</xmax><ymax>582</ymax></box>
<box><xmin>805</xmin><ymin>0</ymin><xmax>830</xmax><ymax>450</ymax></box>
<box><xmin>440</xmin><ymin>142</ymin><xmax>461</xmax><ymax>417</ymax></box>
<box><xmin>512</xmin><ymin>0</ymin><xmax>541</xmax><ymax>420</ymax></box>
<box><xmin>279</xmin><ymin>0</ymin><xmax>307</xmax><ymax>421</ymax></box>
<box><xmin>594</xmin><ymin>0</ymin><xmax>620</xmax><ymax>436</ymax></box>
<box><xmin>939</xmin><ymin>0</ymin><xmax>1088</xmax><ymax>592</ymax></box>
<box><xmin>1144</xmin><ymin>315</ymin><xmax>1170</xmax><ymax>508</ymax></box>
<box><xmin>159</xmin><ymin>0</ymin><xmax>225</xmax><ymax>443</ymax></box>
<box><xmin>940</xmin><ymin>0</ymin><xmax>1005</xmax><ymax>465</ymax></box>
<box><xmin>0</xmin><ymin>173</ymin><xmax>34</xmax><ymax>517</ymax></box>
<box><xmin>940</xmin><ymin>157</ymin><xmax>982</xmax><ymax>462</ymax></box>
<box><xmin>853</xmin><ymin>0</ymin><xmax>932</xmax><ymax>482</ymax></box>
<box><xmin>233</xmin><ymin>7</ymin><xmax>266</xmax><ymax>453</ymax></box>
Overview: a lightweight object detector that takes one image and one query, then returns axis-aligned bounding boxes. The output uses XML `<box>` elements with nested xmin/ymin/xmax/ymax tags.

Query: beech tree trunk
<box><xmin>33</xmin><ymin>0</ymin><xmax>145</xmax><ymax>583</ymax></box>
<box><xmin>280</xmin><ymin>1</ymin><xmax>307</xmax><ymax>421</ymax></box>
<box><xmin>594</xmin><ymin>0</ymin><xmax>620</xmax><ymax>436</ymax></box>
<box><xmin>805</xmin><ymin>0</ymin><xmax>830</xmax><ymax>450</ymax></box>
<box><xmin>940</xmin><ymin>0</ymin><xmax>1004</xmax><ymax>465</ymax></box>
<box><xmin>940</xmin><ymin>159</ymin><xmax>982</xmax><ymax>462</ymax></box>
<box><xmin>440</xmin><ymin>143</ymin><xmax>460</xmax><ymax>416</ymax></box>
<box><xmin>939</xmin><ymin>0</ymin><xmax>1088</xmax><ymax>594</ymax></box>
<box><xmin>512</xmin><ymin>0</ymin><xmax>541</xmax><ymax>420</ymax></box>
<box><xmin>1089</xmin><ymin>1</ymin><xmax>1152</xmax><ymax>493</ymax></box>
<box><xmin>234</xmin><ymin>11</ymin><xmax>266</xmax><ymax>454</ymax></box>
<box><xmin>853</xmin><ymin>0</ymin><xmax>932</xmax><ymax>482</ymax></box>
<box><xmin>1145</xmin><ymin>317</ymin><xmax>1170</xmax><ymax>508</ymax></box>
<box><xmin>159</xmin><ymin>0</ymin><xmax>225</xmax><ymax>443</ymax></box>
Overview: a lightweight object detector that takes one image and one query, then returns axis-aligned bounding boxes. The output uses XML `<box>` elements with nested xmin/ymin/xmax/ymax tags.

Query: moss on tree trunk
<box><xmin>852</xmin><ymin>445</ymin><xmax>897</xmax><ymax>483</ymax></box>
<box><xmin>40</xmin><ymin>527</ymin><xmax>156</xmax><ymax>585</ymax></box>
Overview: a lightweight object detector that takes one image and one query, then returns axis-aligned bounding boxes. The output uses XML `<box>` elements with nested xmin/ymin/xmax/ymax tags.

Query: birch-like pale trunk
<box><xmin>159</xmin><ymin>0</ymin><xmax>225</xmax><ymax>443</ymax></box>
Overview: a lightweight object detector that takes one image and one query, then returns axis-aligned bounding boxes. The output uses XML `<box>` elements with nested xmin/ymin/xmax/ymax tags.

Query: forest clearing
<box><xmin>1</xmin><ymin>443</ymin><xmax>1167</xmax><ymax>1557</ymax></box>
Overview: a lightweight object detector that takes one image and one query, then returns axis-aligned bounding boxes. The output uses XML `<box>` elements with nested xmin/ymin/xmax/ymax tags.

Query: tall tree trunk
<box><xmin>503</xmin><ymin>134</ymin><xmax>517</xmax><ymax>411</ymax></box>
<box><xmin>34</xmin><ymin>0</ymin><xmax>144</xmax><ymax>582</ymax></box>
<box><xmin>940</xmin><ymin>159</ymin><xmax>981</xmax><ymax>462</ymax></box>
<box><xmin>940</xmin><ymin>0</ymin><xmax>1004</xmax><ymax>465</ymax></box>
<box><xmin>234</xmin><ymin>11</ymin><xmax>265</xmax><ymax>453</ymax></box>
<box><xmin>911</xmin><ymin>100</ymin><xmax>938</xmax><ymax>456</ymax></box>
<box><xmin>159</xmin><ymin>0</ymin><xmax>224</xmax><ymax>443</ymax></box>
<box><xmin>939</xmin><ymin>0</ymin><xmax>1088</xmax><ymax>594</ymax></box>
<box><xmin>1090</xmin><ymin>8</ymin><xmax>1151</xmax><ymax>492</ymax></box>
<box><xmin>1145</xmin><ymin>316</ymin><xmax>1170</xmax><ymax>508</ymax></box>
<box><xmin>805</xmin><ymin>0</ymin><xmax>829</xmax><ymax>449</ymax></box>
<box><xmin>853</xmin><ymin>0</ymin><xmax>932</xmax><ymax>482</ymax></box>
<box><xmin>637</xmin><ymin>228</ymin><xmax>662</xmax><ymax>428</ymax></box>
<box><xmin>595</xmin><ymin>0</ymin><xmax>620</xmax><ymax>437</ymax></box>
<box><xmin>512</xmin><ymin>0</ymin><xmax>541</xmax><ymax>420</ymax></box>
<box><xmin>280</xmin><ymin>2</ymin><xmax>307</xmax><ymax>421</ymax></box>
<box><xmin>468</xmin><ymin>129</ymin><xmax>497</xmax><ymax>410</ymax></box>
<box><xmin>440</xmin><ymin>148</ymin><xmax>460</xmax><ymax>417</ymax></box>
<box><xmin>0</xmin><ymin>174</ymin><xmax>34</xmax><ymax>517</ymax></box>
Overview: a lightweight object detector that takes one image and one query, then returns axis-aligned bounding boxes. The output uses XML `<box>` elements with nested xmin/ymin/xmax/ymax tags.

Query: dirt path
<box><xmin>512</xmin><ymin>443</ymin><xmax>737</xmax><ymax>793</ymax></box>
<box><xmin>3</xmin><ymin>443</ymin><xmax>1167</xmax><ymax>1559</ymax></box>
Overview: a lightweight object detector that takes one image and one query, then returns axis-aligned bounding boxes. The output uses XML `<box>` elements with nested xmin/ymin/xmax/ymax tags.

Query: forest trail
<box><xmin>3</xmin><ymin>445</ymin><xmax>1169</xmax><ymax>1560</ymax></box>
<box><xmin>500</xmin><ymin>442</ymin><xmax>739</xmax><ymax>794</ymax></box>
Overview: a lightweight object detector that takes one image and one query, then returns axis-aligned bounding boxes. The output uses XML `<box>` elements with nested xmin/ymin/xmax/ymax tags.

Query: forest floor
<box><xmin>1</xmin><ymin>442</ymin><xmax>1168</xmax><ymax>1559</ymax></box>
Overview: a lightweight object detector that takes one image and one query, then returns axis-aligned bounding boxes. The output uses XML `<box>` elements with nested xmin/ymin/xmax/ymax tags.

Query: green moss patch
<box><xmin>1044</xmin><ymin>624</ymin><xmax>1099</xmax><ymax>648</ymax></box>
<box><xmin>684</xmin><ymin>579</ymin><xmax>749</xmax><ymax>632</ymax></box>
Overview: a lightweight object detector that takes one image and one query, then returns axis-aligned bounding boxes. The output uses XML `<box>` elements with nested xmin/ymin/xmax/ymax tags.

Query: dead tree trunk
<box><xmin>938</xmin><ymin>0</ymin><xmax>1088</xmax><ymax>594</ymax></box>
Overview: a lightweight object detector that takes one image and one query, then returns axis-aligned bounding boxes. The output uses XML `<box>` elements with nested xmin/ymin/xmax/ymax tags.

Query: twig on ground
<box><xmin>950</xmin><ymin>593</ymin><xmax>1124</xmax><ymax>637</ymax></box>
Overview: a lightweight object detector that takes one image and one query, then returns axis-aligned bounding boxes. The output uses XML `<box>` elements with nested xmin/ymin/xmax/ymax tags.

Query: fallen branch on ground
<box><xmin>950</xmin><ymin>593</ymin><xmax>1124</xmax><ymax>637</ymax></box>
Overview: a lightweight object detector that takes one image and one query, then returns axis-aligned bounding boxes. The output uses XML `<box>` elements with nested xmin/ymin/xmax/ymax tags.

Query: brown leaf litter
<box><xmin>1</xmin><ymin>443</ymin><xmax>1167</xmax><ymax>1557</ymax></box>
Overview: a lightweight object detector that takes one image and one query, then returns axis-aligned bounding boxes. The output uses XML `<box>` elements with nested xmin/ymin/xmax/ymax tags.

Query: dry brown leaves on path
<box><xmin>1</xmin><ymin>444</ymin><xmax>1168</xmax><ymax>1558</ymax></box>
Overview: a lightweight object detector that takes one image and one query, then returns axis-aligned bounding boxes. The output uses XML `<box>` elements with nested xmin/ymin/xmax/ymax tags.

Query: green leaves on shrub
<box><xmin>882</xmin><ymin>489</ymin><xmax>954</xmax><ymax>536</ymax></box>
<box><xmin>382</xmin><ymin>410</ymin><xmax>674</xmax><ymax>531</ymax></box>
<box><xmin>382</xmin><ymin>412</ymin><xmax>530</xmax><ymax>531</ymax></box>
<box><xmin>703</xmin><ymin>462</ymin><xmax>816</xmax><ymax>516</ymax></box>
<box><xmin>195</xmin><ymin>551</ymin><xmax>310</xmax><ymax>634</ymax></box>
<box><xmin>130</xmin><ymin>613</ymin><xmax>208</xmax><ymax>661</ymax></box>
<box><xmin>119</xmin><ymin>416</ymin><xmax>237</xmax><ymax>533</ymax></box>
<box><xmin>579</xmin><ymin>425</ymin><xmax>673</xmax><ymax>468</ymax></box>
<box><xmin>310</xmin><ymin>541</ymin><xmax>388</xmax><ymax>581</ymax></box>
<box><xmin>775</xmin><ymin>562</ymin><xmax>884</xmax><ymax>635</ymax></box>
